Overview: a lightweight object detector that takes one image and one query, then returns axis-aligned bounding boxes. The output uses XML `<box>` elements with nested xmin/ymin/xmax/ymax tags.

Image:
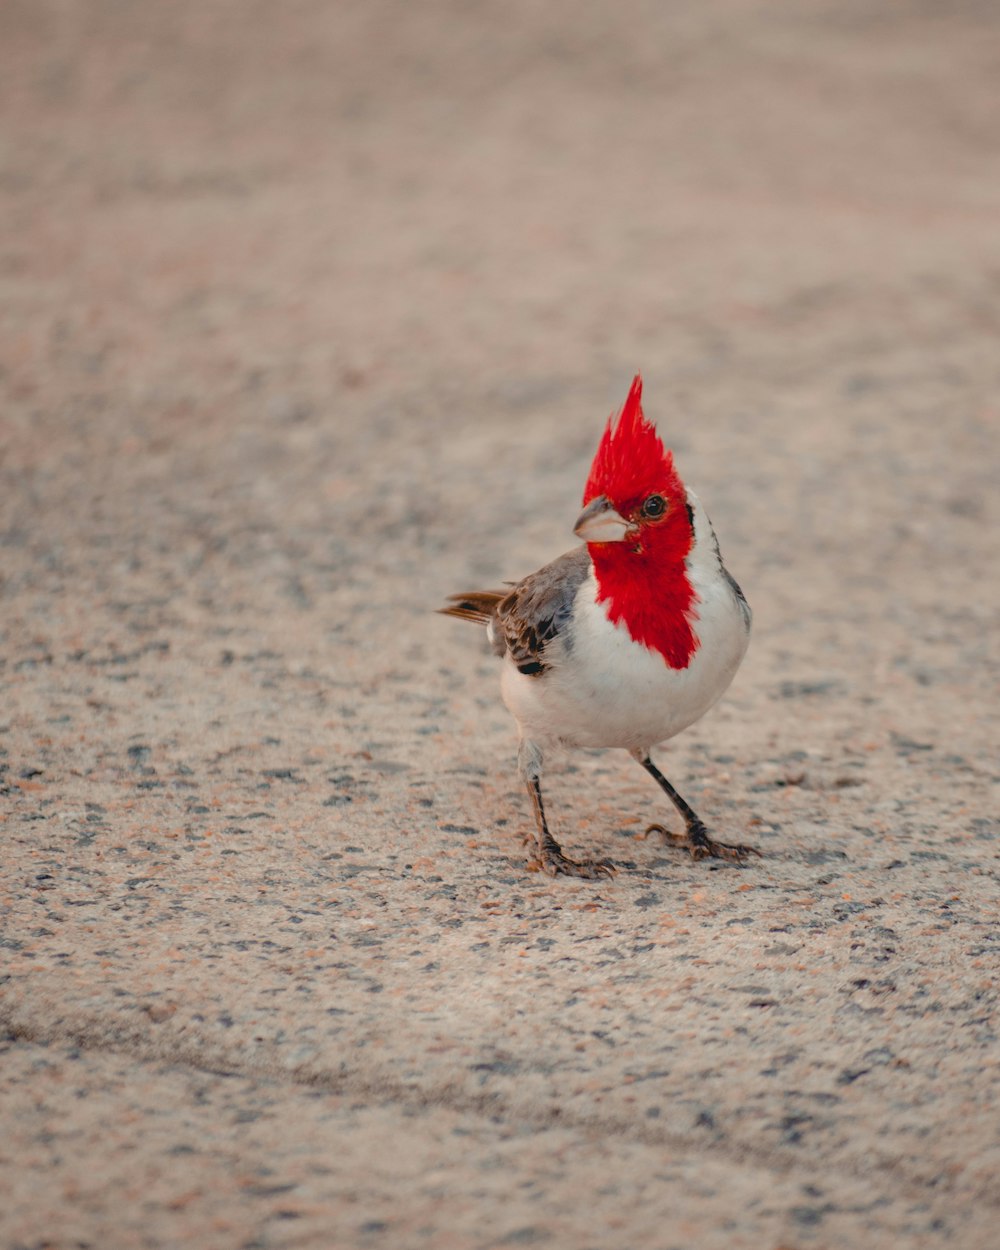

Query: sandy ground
<box><xmin>1</xmin><ymin>2</ymin><xmax>999</xmax><ymax>1247</ymax></box>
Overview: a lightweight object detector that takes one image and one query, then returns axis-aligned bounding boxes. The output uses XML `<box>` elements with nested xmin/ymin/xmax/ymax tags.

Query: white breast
<box><xmin>499</xmin><ymin>493</ymin><xmax>750</xmax><ymax>753</ymax></box>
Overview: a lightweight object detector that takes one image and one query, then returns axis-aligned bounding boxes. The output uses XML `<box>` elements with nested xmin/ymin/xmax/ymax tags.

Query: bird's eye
<box><xmin>641</xmin><ymin>494</ymin><xmax>666</xmax><ymax>519</ymax></box>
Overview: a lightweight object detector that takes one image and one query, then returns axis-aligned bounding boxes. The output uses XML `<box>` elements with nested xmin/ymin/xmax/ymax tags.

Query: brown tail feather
<box><xmin>437</xmin><ymin>590</ymin><xmax>505</xmax><ymax>626</ymax></box>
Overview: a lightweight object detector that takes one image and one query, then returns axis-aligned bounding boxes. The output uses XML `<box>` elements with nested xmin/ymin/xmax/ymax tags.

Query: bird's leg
<box><xmin>518</xmin><ymin>740</ymin><xmax>615</xmax><ymax>880</ymax></box>
<box><xmin>631</xmin><ymin>749</ymin><xmax>760</xmax><ymax>862</ymax></box>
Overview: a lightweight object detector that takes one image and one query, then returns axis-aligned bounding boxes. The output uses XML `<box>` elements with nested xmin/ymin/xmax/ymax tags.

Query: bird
<box><xmin>439</xmin><ymin>374</ymin><xmax>756</xmax><ymax>879</ymax></box>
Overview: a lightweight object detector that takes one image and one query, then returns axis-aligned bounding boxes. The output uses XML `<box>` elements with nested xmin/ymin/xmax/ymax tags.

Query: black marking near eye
<box><xmin>642</xmin><ymin>494</ymin><xmax>666</xmax><ymax>518</ymax></box>
<box><xmin>685</xmin><ymin>500</ymin><xmax>695</xmax><ymax>530</ymax></box>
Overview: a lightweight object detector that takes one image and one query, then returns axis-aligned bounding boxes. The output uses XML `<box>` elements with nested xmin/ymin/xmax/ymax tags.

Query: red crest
<box><xmin>583</xmin><ymin>375</ymin><xmax>684</xmax><ymax>511</ymax></box>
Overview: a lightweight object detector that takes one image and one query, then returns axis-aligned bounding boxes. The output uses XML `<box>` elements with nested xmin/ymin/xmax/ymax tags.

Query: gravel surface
<box><xmin>2</xmin><ymin>2</ymin><xmax>998</xmax><ymax>1248</ymax></box>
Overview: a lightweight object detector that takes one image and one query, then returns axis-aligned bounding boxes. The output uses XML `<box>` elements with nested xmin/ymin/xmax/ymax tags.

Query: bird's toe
<box><xmin>647</xmin><ymin>822</ymin><xmax>760</xmax><ymax>864</ymax></box>
<box><xmin>531</xmin><ymin>848</ymin><xmax>617</xmax><ymax>880</ymax></box>
<box><xmin>645</xmin><ymin>822</ymin><xmax>684</xmax><ymax>846</ymax></box>
<box><xmin>714</xmin><ymin>841</ymin><xmax>762</xmax><ymax>862</ymax></box>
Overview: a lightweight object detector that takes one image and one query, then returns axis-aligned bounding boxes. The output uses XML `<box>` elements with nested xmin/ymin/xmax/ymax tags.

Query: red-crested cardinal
<box><xmin>440</xmin><ymin>375</ymin><xmax>756</xmax><ymax>879</ymax></box>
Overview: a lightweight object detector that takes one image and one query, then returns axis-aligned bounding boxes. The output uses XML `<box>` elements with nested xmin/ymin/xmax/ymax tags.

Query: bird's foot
<box><xmin>647</xmin><ymin>821</ymin><xmax>760</xmax><ymax>863</ymax></box>
<box><xmin>529</xmin><ymin>843</ymin><xmax>616</xmax><ymax>880</ymax></box>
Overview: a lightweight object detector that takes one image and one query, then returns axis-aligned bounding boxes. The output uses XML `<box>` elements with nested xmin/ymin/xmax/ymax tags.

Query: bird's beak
<box><xmin>573</xmin><ymin>495</ymin><xmax>631</xmax><ymax>543</ymax></box>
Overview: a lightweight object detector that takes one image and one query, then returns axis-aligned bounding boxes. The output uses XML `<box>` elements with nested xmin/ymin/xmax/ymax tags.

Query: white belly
<box><xmin>500</xmin><ymin>568</ymin><xmax>749</xmax><ymax>753</ymax></box>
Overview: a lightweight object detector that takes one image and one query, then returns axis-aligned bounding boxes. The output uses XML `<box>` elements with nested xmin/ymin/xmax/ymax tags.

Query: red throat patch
<box><xmin>582</xmin><ymin>375</ymin><xmax>700</xmax><ymax>670</ymax></box>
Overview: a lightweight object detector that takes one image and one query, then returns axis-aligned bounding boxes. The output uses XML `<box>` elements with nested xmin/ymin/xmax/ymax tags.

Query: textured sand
<box><xmin>1</xmin><ymin>2</ymin><xmax>998</xmax><ymax>1247</ymax></box>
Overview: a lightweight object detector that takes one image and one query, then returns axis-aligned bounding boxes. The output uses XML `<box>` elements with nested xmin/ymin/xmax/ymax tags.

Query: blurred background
<box><xmin>3</xmin><ymin>0</ymin><xmax>997</xmax><ymax>684</ymax></box>
<box><xmin>2</xmin><ymin>7</ymin><xmax>999</xmax><ymax>1245</ymax></box>
<box><xmin>3</xmin><ymin>0</ymin><xmax>998</xmax><ymax>406</ymax></box>
<box><xmin>0</xmin><ymin>0</ymin><xmax>997</xmax><ymax>685</ymax></box>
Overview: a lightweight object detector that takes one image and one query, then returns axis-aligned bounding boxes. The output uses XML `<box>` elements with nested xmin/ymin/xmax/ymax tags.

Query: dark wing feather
<box><xmin>721</xmin><ymin>564</ymin><xmax>752</xmax><ymax>631</ymax></box>
<box><xmin>438</xmin><ymin>590</ymin><xmax>506</xmax><ymax>626</ymax></box>
<box><xmin>439</xmin><ymin>547</ymin><xmax>592</xmax><ymax>676</ymax></box>
<box><xmin>494</xmin><ymin>546</ymin><xmax>591</xmax><ymax>676</ymax></box>
<box><xmin>438</xmin><ymin>590</ymin><xmax>508</xmax><ymax>656</ymax></box>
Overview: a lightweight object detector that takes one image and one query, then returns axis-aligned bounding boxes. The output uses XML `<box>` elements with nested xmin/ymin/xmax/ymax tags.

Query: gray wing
<box><xmin>494</xmin><ymin>546</ymin><xmax>591</xmax><ymax>676</ymax></box>
<box><xmin>698</xmin><ymin>500</ymin><xmax>752</xmax><ymax>633</ymax></box>
<box><xmin>721</xmin><ymin>564</ymin><xmax>752</xmax><ymax>631</ymax></box>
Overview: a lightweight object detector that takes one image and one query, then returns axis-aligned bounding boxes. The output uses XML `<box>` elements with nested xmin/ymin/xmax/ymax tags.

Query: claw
<box><xmin>530</xmin><ymin>848</ymin><xmax>617</xmax><ymax>880</ymax></box>
<box><xmin>646</xmin><ymin>822</ymin><xmax>760</xmax><ymax>863</ymax></box>
<box><xmin>521</xmin><ymin>770</ymin><xmax>616</xmax><ymax>880</ymax></box>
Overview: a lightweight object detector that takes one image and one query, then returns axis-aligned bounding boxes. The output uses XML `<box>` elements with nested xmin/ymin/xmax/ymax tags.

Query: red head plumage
<box><xmin>582</xmin><ymin>375</ymin><xmax>685</xmax><ymax>513</ymax></box>
<box><xmin>581</xmin><ymin>374</ymin><xmax>699</xmax><ymax>670</ymax></box>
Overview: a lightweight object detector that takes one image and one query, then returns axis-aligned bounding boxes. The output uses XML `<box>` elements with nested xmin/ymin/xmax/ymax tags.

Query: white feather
<box><xmin>499</xmin><ymin>490</ymin><xmax>750</xmax><ymax>753</ymax></box>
